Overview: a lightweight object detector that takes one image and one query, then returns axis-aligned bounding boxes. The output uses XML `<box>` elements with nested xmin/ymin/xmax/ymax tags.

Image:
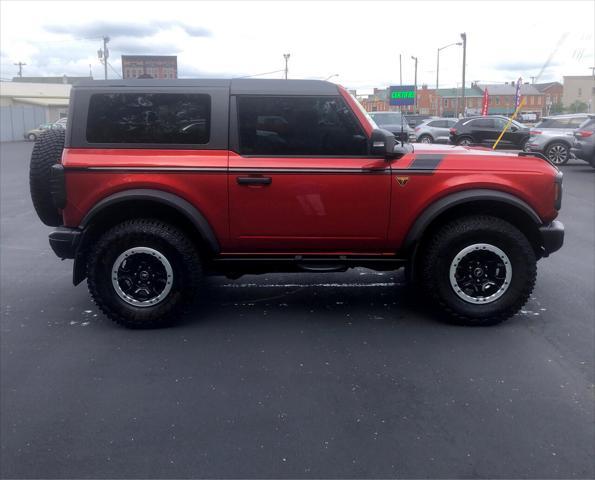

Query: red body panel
<box><xmin>61</xmin><ymin>149</ymin><xmax>230</xmax><ymax>247</ymax></box>
<box><xmin>385</xmin><ymin>144</ymin><xmax>559</xmax><ymax>248</ymax></box>
<box><xmin>60</xmin><ymin>92</ymin><xmax>559</xmax><ymax>257</ymax></box>
<box><xmin>227</xmin><ymin>152</ymin><xmax>391</xmax><ymax>252</ymax></box>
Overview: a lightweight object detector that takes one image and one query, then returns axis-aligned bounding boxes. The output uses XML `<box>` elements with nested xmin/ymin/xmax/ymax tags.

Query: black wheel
<box><xmin>87</xmin><ymin>219</ymin><xmax>202</xmax><ymax>328</ymax></box>
<box><xmin>457</xmin><ymin>136</ymin><xmax>473</xmax><ymax>146</ymax></box>
<box><xmin>27</xmin><ymin>133</ymin><xmax>37</xmax><ymax>141</ymax></box>
<box><xmin>420</xmin><ymin>215</ymin><xmax>536</xmax><ymax>326</ymax></box>
<box><xmin>29</xmin><ymin>129</ymin><xmax>65</xmax><ymax>226</ymax></box>
<box><xmin>545</xmin><ymin>142</ymin><xmax>570</xmax><ymax>165</ymax></box>
<box><xmin>418</xmin><ymin>134</ymin><xmax>433</xmax><ymax>144</ymax></box>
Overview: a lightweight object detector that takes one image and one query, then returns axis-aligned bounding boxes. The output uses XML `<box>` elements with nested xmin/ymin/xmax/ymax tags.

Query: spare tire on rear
<box><xmin>29</xmin><ymin>129</ymin><xmax>65</xmax><ymax>226</ymax></box>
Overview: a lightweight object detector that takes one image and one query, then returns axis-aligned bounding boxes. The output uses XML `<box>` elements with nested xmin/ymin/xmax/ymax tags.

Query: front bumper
<box><xmin>539</xmin><ymin>220</ymin><xmax>564</xmax><ymax>257</ymax></box>
<box><xmin>49</xmin><ymin>227</ymin><xmax>81</xmax><ymax>259</ymax></box>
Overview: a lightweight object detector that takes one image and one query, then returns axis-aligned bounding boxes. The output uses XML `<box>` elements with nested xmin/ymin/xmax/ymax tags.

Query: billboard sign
<box><xmin>389</xmin><ymin>85</ymin><xmax>416</xmax><ymax>106</ymax></box>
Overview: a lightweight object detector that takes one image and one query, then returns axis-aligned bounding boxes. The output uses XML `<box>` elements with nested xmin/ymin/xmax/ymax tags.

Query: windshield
<box><xmin>372</xmin><ymin>113</ymin><xmax>403</xmax><ymax>125</ymax></box>
<box><xmin>349</xmin><ymin>93</ymin><xmax>378</xmax><ymax>129</ymax></box>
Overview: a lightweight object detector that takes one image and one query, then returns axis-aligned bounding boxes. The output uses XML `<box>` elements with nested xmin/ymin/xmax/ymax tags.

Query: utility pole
<box><xmin>530</xmin><ymin>76</ymin><xmax>536</xmax><ymax>84</ymax></box>
<box><xmin>436</xmin><ymin>49</ymin><xmax>440</xmax><ymax>116</ymax></box>
<box><xmin>97</xmin><ymin>36</ymin><xmax>110</xmax><ymax>80</ymax></box>
<box><xmin>460</xmin><ymin>32</ymin><xmax>467</xmax><ymax>117</ymax></box>
<box><xmin>14</xmin><ymin>62</ymin><xmax>26</xmax><ymax>78</ymax></box>
<box><xmin>283</xmin><ymin>53</ymin><xmax>290</xmax><ymax>80</ymax></box>
<box><xmin>411</xmin><ymin>56</ymin><xmax>418</xmax><ymax>113</ymax></box>
<box><xmin>399</xmin><ymin>54</ymin><xmax>402</xmax><ymax>85</ymax></box>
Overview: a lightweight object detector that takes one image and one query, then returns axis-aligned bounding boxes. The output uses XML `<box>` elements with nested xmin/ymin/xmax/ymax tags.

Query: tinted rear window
<box><xmin>469</xmin><ymin>118</ymin><xmax>494</xmax><ymax>128</ymax></box>
<box><xmin>86</xmin><ymin>93</ymin><xmax>211</xmax><ymax>144</ymax></box>
<box><xmin>535</xmin><ymin>118</ymin><xmax>569</xmax><ymax>128</ymax></box>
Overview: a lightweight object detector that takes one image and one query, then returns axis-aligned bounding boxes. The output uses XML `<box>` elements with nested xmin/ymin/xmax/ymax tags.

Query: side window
<box><xmin>86</xmin><ymin>93</ymin><xmax>211</xmax><ymax>144</ymax></box>
<box><xmin>447</xmin><ymin>120</ymin><xmax>457</xmax><ymax>127</ymax></box>
<box><xmin>494</xmin><ymin>118</ymin><xmax>508</xmax><ymax>129</ymax></box>
<box><xmin>472</xmin><ymin>118</ymin><xmax>494</xmax><ymax>128</ymax></box>
<box><xmin>427</xmin><ymin>120</ymin><xmax>441</xmax><ymax>127</ymax></box>
<box><xmin>568</xmin><ymin>117</ymin><xmax>587</xmax><ymax>128</ymax></box>
<box><xmin>237</xmin><ymin>96</ymin><xmax>368</xmax><ymax>156</ymax></box>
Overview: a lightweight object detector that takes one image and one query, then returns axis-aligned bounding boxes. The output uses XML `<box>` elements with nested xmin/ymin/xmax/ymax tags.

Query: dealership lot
<box><xmin>1</xmin><ymin>141</ymin><xmax>593</xmax><ymax>478</ymax></box>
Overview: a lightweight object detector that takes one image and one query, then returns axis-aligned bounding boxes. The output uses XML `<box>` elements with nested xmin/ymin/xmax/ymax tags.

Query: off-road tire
<box><xmin>29</xmin><ymin>129</ymin><xmax>65</xmax><ymax>226</ymax></box>
<box><xmin>457</xmin><ymin>136</ymin><xmax>473</xmax><ymax>146</ymax></box>
<box><xmin>420</xmin><ymin>215</ymin><xmax>536</xmax><ymax>326</ymax></box>
<box><xmin>87</xmin><ymin>219</ymin><xmax>202</xmax><ymax>329</ymax></box>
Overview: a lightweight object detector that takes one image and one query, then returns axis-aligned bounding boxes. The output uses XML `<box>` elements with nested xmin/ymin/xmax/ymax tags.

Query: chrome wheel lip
<box><xmin>111</xmin><ymin>247</ymin><xmax>174</xmax><ymax>308</ymax></box>
<box><xmin>449</xmin><ymin>243</ymin><xmax>512</xmax><ymax>305</ymax></box>
<box><xmin>547</xmin><ymin>144</ymin><xmax>569</xmax><ymax>164</ymax></box>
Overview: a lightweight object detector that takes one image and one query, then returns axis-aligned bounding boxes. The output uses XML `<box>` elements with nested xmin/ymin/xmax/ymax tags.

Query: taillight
<box><xmin>577</xmin><ymin>130</ymin><xmax>593</xmax><ymax>138</ymax></box>
<box><xmin>530</xmin><ymin>130</ymin><xmax>542</xmax><ymax>135</ymax></box>
<box><xmin>449</xmin><ymin>128</ymin><xmax>457</xmax><ymax>134</ymax></box>
<box><xmin>414</xmin><ymin>127</ymin><xmax>420</xmax><ymax>132</ymax></box>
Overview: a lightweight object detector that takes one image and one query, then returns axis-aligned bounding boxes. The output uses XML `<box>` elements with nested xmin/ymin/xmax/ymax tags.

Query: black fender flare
<box><xmin>403</xmin><ymin>188</ymin><xmax>542</xmax><ymax>252</ymax></box>
<box><xmin>72</xmin><ymin>189</ymin><xmax>220</xmax><ymax>285</ymax></box>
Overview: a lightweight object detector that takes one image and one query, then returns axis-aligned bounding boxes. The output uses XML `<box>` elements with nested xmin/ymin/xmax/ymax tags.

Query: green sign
<box><xmin>389</xmin><ymin>85</ymin><xmax>416</xmax><ymax>106</ymax></box>
<box><xmin>391</xmin><ymin>91</ymin><xmax>415</xmax><ymax>99</ymax></box>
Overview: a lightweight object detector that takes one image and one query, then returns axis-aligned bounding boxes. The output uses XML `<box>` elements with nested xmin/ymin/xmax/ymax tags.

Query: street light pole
<box><xmin>283</xmin><ymin>53</ymin><xmax>290</xmax><ymax>80</ymax></box>
<box><xmin>460</xmin><ymin>32</ymin><xmax>467</xmax><ymax>117</ymax></box>
<box><xmin>436</xmin><ymin>42</ymin><xmax>462</xmax><ymax>116</ymax></box>
<box><xmin>411</xmin><ymin>56</ymin><xmax>418</xmax><ymax>113</ymax></box>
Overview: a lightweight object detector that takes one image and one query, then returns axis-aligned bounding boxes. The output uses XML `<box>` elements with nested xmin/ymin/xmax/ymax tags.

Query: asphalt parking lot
<box><xmin>1</xmin><ymin>141</ymin><xmax>593</xmax><ymax>478</ymax></box>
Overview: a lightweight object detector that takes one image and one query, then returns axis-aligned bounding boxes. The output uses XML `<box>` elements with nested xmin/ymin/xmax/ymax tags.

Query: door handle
<box><xmin>236</xmin><ymin>176</ymin><xmax>272</xmax><ymax>185</ymax></box>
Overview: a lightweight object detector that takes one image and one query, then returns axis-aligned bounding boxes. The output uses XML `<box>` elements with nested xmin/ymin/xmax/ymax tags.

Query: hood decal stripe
<box><xmin>408</xmin><ymin>154</ymin><xmax>445</xmax><ymax>171</ymax></box>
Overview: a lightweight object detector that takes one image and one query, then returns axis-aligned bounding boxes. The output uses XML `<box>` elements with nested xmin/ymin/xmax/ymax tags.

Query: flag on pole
<box><xmin>514</xmin><ymin>77</ymin><xmax>522</xmax><ymax>110</ymax></box>
<box><xmin>481</xmin><ymin>88</ymin><xmax>489</xmax><ymax>116</ymax></box>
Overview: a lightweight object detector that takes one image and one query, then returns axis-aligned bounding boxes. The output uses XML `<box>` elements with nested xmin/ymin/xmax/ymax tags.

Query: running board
<box><xmin>207</xmin><ymin>255</ymin><xmax>407</xmax><ymax>277</ymax></box>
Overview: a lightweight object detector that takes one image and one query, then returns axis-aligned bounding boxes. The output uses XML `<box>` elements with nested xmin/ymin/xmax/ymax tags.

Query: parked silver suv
<box><xmin>414</xmin><ymin>117</ymin><xmax>458</xmax><ymax>144</ymax></box>
<box><xmin>525</xmin><ymin>114</ymin><xmax>591</xmax><ymax>165</ymax></box>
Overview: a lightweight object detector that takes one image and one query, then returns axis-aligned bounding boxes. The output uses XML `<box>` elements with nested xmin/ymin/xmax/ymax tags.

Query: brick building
<box><xmin>535</xmin><ymin>82</ymin><xmax>563</xmax><ymax>115</ymax></box>
<box><xmin>477</xmin><ymin>83</ymin><xmax>544</xmax><ymax>116</ymax></box>
<box><xmin>358</xmin><ymin>82</ymin><xmax>549</xmax><ymax>117</ymax></box>
<box><xmin>121</xmin><ymin>55</ymin><xmax>178</xmax><ymax>79</ymax></box>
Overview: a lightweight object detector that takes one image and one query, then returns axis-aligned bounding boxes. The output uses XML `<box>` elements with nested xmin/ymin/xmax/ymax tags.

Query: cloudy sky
<box><xmin>0</xmin><ymin>0</ymin><xmax>593</xmax><ymax>93</ymax></box>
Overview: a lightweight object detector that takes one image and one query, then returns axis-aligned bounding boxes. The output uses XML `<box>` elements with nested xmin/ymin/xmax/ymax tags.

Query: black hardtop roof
<box><xmin>71</xmin><ymin>78</ymin><xmax>340</xmax><ymax>95</ymax></box>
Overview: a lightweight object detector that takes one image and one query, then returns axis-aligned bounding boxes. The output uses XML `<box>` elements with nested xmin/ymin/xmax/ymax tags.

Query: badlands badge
<box><xmin>396</xmin><ymin>176</ymin><xmax>409</xmax><ymax>187</ymax></box>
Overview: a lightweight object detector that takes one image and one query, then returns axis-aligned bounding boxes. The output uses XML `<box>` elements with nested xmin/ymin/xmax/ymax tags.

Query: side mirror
<box><xmin>370</xmin><ymin>129</ymin><xmax>397</xmax><ymax>158</ymax></box>
<box><xmin>510</xmin><ymin>125</ymin><xmax>518</xmax><ymax>132</ymax></box>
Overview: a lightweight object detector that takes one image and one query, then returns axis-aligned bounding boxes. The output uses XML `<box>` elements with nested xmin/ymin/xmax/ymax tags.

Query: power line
<box><xmin>235</xmin><ymin>69</ymin><xmax>285</xmax><ymax>79</ymax></box>
<box><xmin>106</xmin><ymin>61</ymin><xmax>122</xmax><ymax>78</ymax></box>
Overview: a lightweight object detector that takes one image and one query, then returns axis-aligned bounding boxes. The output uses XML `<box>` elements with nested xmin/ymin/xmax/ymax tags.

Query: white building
<box><xmin>0</xmin><ymin>82</ymin><xmax>71</xmax><ymax>142</ymax></box>
<box><xmin>562</xmin><ymin>75</ymin><xmax>595</xmax><ymax>112</ymax></box>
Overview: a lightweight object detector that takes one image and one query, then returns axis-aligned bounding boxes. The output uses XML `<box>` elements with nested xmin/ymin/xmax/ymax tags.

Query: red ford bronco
<box><xmin>29</xmin><ymin>79</ymin><xmax>564</xmax><ymax>328</ymax></box>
